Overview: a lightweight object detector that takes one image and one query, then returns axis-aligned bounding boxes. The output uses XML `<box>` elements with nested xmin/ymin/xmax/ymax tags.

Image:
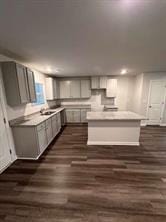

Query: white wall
<box><xmin>132</xmin><ymin>73</ymin><xmax>144</xmax><ymax>114</ymax></box>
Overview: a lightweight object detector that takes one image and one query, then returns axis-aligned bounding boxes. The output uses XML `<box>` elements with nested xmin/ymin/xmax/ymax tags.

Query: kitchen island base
<box><xmin>87</xmin><ymin>120</ymin><xmax>141</xmax><ymax>146</ymax></box>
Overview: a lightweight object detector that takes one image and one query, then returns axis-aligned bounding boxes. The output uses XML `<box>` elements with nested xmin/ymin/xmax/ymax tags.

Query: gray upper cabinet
<box><xmin>91</xmin><ymin>76</ymin><xmax>107</xmax><ymax>89</ymax></box>
<box><xmin>59</xmin><ymin>80</ymin><xmax>71</xmax><ymax>99</ymax></box>
<box><xmin>70</xmin><ymin>80</ymin><xmax>80</xmax><ymax>98</ymax></box>
<box><xmin>91</xmin><ymin>76</ymin><xmax>99</xmax><ymax>89</ymax></box>
<box><xmin>106</xmin><ymin>78</ymin><xmax>118</xmax><ymax>97</ymax></box>
<box><xmin>45</xmin><ymin>77</ymin><xmax>59</xmax><ymax>100</ymax></box>
<box><xmin>59</xmin><ymin>79</ymin><xmax>81</xmax><ymax>99</ymax></box>
<box><xmin>81</xmin><ymin>79</ymin><xmax>91</xmax><ymax>98</ymax></box>
<box><xmin>59</xmin><ymin>79</ymin><xmax>91</xmax><ymax>99</ymax></box>
<box><xmin>26</xmin><ymin>68</ymin><xmax>36</xmax><ymax>103</ymax></box>
<box><xmin>99</xmin><ymin>76</ymin><xmax>107</xmax><ymax>89</ymax></box>
<box><xmin>16</xmin><ymin>64</ymin><xmax>30</xmax><ymax>104</ymax></box>
<box><xmin>2</xmin><ymin>62</ymin><xmax>30</xmax><ymax>106</ymax></box>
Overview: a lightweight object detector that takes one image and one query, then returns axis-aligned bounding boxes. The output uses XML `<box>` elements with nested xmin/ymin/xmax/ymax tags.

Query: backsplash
<box><xmin>60</xmin><ymin>89</ymin><xmax>115</xmax><ymax>107</ymax></box>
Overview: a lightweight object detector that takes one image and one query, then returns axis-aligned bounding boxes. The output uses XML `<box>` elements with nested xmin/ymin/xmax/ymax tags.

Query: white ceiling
<box><xmin>0</xmin><ymin>0</ymin><xmax>166</xmax><ymax>76</ymax></box>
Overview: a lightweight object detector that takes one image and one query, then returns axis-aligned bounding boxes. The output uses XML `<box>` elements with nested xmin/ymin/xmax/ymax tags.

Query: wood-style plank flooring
<box><xmin>1</xmin><ymin>125</ymin><xmax>166</xmax><ymax>221</ymax></box>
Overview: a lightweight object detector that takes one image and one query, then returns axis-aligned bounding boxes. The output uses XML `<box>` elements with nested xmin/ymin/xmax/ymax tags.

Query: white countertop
<box><xmin>12</xmin><ymin>107</ymin><xmax>64</xmax><ymax>127</ymax></box>
<box><xmin>87</xmin><ymin>111</ymin><xmax>146</xmax><ymax>121</ymax></box>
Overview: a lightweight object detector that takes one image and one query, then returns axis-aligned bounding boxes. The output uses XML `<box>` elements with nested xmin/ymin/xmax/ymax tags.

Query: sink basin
<box><xmin>41</xmin><ymin>111</ymin><xmax>55</xmax><ymax>115</ymax></box>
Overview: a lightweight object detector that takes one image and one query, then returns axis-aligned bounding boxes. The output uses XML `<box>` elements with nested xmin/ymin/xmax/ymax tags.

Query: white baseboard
<box><xmin>17</xmin><ymin>156</ymin><xmax>39</xmax><ymax>160</ymax></box>
<box><xmin>160</xmin><ymin>124</ymin><xmax>166</xmax><ymax>126</ymax></box>
<box><xmin>0</xmin><ymin>160</ymin><xmax>14</xmax><ymax>174</ymax></box>
<box><xmin>87</xmin><ymin>141</ymin><xmax>140</xmax><ymax>146</ymax></box>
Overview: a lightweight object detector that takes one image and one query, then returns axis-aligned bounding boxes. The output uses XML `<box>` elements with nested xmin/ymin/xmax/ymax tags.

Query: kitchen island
<box><xmin>87</xmin><ymin>111</ymin><xmax>146</xmax><ymax>146</ymax></box>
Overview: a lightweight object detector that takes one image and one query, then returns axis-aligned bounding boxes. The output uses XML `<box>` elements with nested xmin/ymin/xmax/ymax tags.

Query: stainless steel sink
<box><xmin>41</xmin><ymin>111</ymin><xmax>55</xmax><ymax>115</ymax></box>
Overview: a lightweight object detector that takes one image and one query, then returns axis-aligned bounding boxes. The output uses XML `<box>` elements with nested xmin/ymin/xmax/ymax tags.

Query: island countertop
<box><xmin>87</xmin><ymin>111</ymin><xmax>146</xmax><ymax>121</ymax></box>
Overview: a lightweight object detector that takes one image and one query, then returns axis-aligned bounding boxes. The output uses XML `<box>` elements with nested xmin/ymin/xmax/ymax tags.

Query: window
<box><xmin>33</xmin><ymin>83</ymin><xmax>45</xmax><ymax>105</ymax></box>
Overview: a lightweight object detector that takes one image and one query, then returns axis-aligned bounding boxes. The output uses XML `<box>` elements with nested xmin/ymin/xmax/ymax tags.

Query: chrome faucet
<box><xmin>40</xmin><ymin>108</ymin><xmax>45</xmax><ymax>115</ymax></box>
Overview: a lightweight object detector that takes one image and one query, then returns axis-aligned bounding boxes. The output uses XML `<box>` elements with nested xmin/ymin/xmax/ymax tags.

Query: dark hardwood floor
<box><xmin>1</xmin><ymin>125</ymin><xmax>166</xmax><ymax>221</ymax></box>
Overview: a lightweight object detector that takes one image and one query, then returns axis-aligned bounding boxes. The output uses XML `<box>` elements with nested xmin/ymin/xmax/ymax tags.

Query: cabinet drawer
<box><xmin>37</xmin><ymin>122</ymin><xmax>46</xmax><ymax>131</ymax></box>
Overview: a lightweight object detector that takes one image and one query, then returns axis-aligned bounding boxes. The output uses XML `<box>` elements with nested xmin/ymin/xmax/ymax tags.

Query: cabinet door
<box><xmin>100</xmin><ymin>76</ymin><xmax>107</xmax><ymax>89</ymax></box>
<box><xmin>73</xmin><ymin>110</ymin><xmax>81</xmax><ymax>122</ymax></box>
<box><xmin>52</xmin><ymin>118</ymin><xmax>58</xmax><ymax>137</ymax></box>
<box><xmin>59</xmin><ymin>81</ymin><xmax>71</xmax><ymax>98</ymax></box>
<box><xmin>38</xmin><ymin>128</ymin><xmax>47</xmax><ymax>154</ymax></box>
<box><xmin>65</xmin><ymin>110</ymin><xmax>73</xmax><ymax>123</ymax></box>
<box><xmin>81</xmin><ymin>109</ymin><xmax>89</xmax><ymax>123</ymax></box>
<box><xmin>46</xmin><ymin>119</ymin><xmax>53</xmax><ymax>144</ymax></box>
<box><xmin>71</xmin><ymin>80</ymin><xmax>80</xmax><ymax>98</ymax></box>
<box><xmin>81</xmin><ymin>80</ymin><xmax>91</xmax><ymax>98</ymax></box>
<box><xmin>26</xmin><ymin>68</ymin><xmax>36</xmax><ymax>102</ymax></box>
<box><xmin>53</xmin><ymin>79</ymin><xmax>59</xmax><ymax>99</ymax></box>
<box><xmin>60</xmin><ymin>110</ymin><xmax>66</xmax><ymax>126</ymax></box>
<box><xmin>106</xmin><ymin>79</ymin><xmax>118</xmax><ymax>97</ymax></box>
<box><xmin>46</xmin><ymin>77</ymin><xmax>54</xmax><ymax>100</ymax></box>
<box><xmin>91</xmin><ymin>77</ymin><xmax>99</xmax><ymax>89</ymax></box>
<box><xmin>57</xmin><ymin>113</ymin><xmax>61</xmax><ymax>132</ymax></box>
<box><xmin>16</xmin><ymin>64</ymin><xmax>30</xmax><ymax>103</ymax></box>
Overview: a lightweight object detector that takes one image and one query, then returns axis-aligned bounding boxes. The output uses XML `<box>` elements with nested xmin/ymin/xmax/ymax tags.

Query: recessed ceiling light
<box><xmin>121</xmin><ymin>69</ymin><xmax>127</xmax><ymax>75</ymax></box>
<box><xmin>46</xmin><ymin>66</ymin><xmax>59</xmax><ymax>74</ymax></box>
<box><xmin>54</xmin><ymin>69</ymin><xmax>59</xmax><ymax>73</ymax></box>
<box><xmin>46</xmin><ymin>66</ymin><xmax>52</xmax><ymax>73</ymax></box>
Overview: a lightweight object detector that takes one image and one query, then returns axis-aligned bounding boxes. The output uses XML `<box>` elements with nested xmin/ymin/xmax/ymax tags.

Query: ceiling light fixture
<box><xmin>121</xmin><ymin>69</ymin><xmax>127</xmax><ymax>75</ymax></box>
<box><xmin>46</xmin><ymin>66</ymin><xmax>59</xmax><ymax>74</ymax></box>
<box><xmin>54</xmin><ymin>69</ymin><xmax>59</xmax><ymax>73</ymax></box>
<box><xmin>46</xmin><ymin>66</ymin><xmax>52</xmax><ymax>73</ymax></box>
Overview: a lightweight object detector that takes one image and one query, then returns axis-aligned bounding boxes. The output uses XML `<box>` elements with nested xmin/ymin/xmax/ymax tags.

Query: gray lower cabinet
<box><xmin>46</xmin><ymin>118</ymin><xmax>53</xmax><ymax>145</ymax></box>
<box><xmin>73</xmin><ymin>110</ymin><xmax>81</xmax><ymax>122</ymax></box>
<box><xmin>65</xmin><ymin>109</ymin><xmax>74</xmax><ymax>123</ymax></box>
<box><xmin>37</xmin><ymin>122</ymin><xmax>48</xmax><ymax>154</ymax></box>
<box><xmin>2</xmin><ymin>62</ymin><xmax>36</xmax><ymax>106</ymax></box>
<box><xmin>60</xmin><ymin>110</ymin><xmax>66</xmax><ymax>126</ymax></box>
<box><xmin>81</xmin><ymin>109</ymin><xmax>90</xmax><ymax>122</ymax></box>
<box><xmin>65</xmin><ymin>108</ymin><xmax>89</xmax><ymax>123</ymax></box>
<box><xmin>57</xmin><ymin>112</ymin><xmax>61</xmax><ymax>131</ymax></box>
<box><xmin>12</xmin><ymin>112</ymin><xmax>62</xmax><ymax>159</ymax></box>
<box><xmin>52</xmin><ymin>115</ymin><xmax>58</xmax><ymax>137</ymax></box>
